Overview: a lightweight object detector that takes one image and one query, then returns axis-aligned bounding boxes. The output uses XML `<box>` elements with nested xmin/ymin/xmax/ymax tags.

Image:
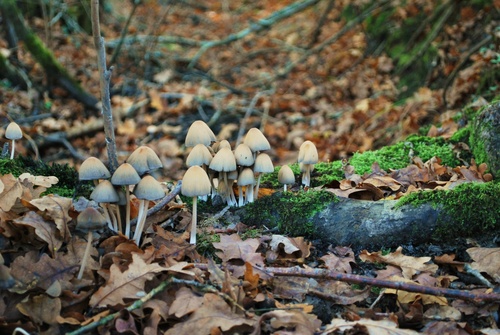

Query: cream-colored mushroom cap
<box><xmin>237</xmin><ymin>168</ymin><xmax>255</xmax><ymax>186</ymax></box>
<box><xmin>76</xmin><ymin>207</ymin><xmax>107</xmax><ymax>232</ymax></box>
<box><xmin>181</xmin><ymin>166</ymin><xmax>211</xmax><ymax>197</ymax></box>
<box><xmin>90</xmin><ymin>180</ymin><xmax>119</xmax><ymax>203</ymax></box>
<box><xmin>185</xmin><ymin>120</ymin><xmax>216</xmax><ymax>147</ymax></box>
<box><xmin>278</xmin><ymin>165</ymin><xmax>295</xmax><ymax>184</ymax></box>
<box><xmin>111</xmin><ymin>163</ymin><xmax>141</xmax><ymax>185</ymax></box>
<box><xmin>79</xmin><ymin>157</ymin><xmax>111</xmax><ymax>181</ymax></box>
<box><xmin>133</xmin><ymin>175</ymin><xmax>165</xmax><ymax>200</ymax></box>
<box><xmin>243</xmin><ymin>128</ymin><xmax>270</xmax><ymax>152</ymax></box>
<box><xmin>254</xmin><ymin>153</ymin><xmax>274</xmax><ymax>173</ymax></box>
<box><xmin>209</xmin><ymin>147</ymin><xmax>236</xmax><ymax>172</ymax></box>
<box><xmin>5</xmin><ymin>122</ymin><xmax>22</xmax><ymax>140</ymax></box>
<box><xmin>234</xmin><ymin>143</ymin><xmax>254</xmax><ymax>166</ymax></box>
<box><xmin>127</xmin><ymin>146</ymin><xmax>163</xmax><ymax>175</ymax></box>
<box><xmin>186</xmin><ymin>143</ymin><xmax>213</xmax><ymax>167</ymax></box>
<box><xmin>298</xmin><ymin>141</ymin><xmax>318</xmax><ymax>164</ymax></box>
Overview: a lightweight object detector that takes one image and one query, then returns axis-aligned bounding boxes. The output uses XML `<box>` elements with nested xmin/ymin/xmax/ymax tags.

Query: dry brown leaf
<box><xmin>467</xmin><ymin>247</ymin><xmax>500</xmax><ymax>283</ymax></box>
<box><xmin>17</xmin><ymin>294</ymin><xmax>61</xmax><ymax>325</ymax></box>
<box><xmin>320</xmin><ymin>246</ymin><xmax>355</xmax><ymax>274</ymax></box>
<box><xmin>360</xmin><ymin>246</ymin><xmax>438</xmax><ymax>279</ymax></box>
<box><xmin>30</xmin><ymin>195</ymin><xmax>72</xmax><ymax>240</ymax></box>
<box><xmin>90</xmin><ymin>253</ymin><xmax>165</xmax><ymax>307</ymax></box>
<box><xmin>18</xmin><ymin>173</ymin><xmax>59</xmax><ymax>188</ymax></box>
<box><xmin>213</xmin><ymin>234</ymin><xmax>264</xmax><ymax>277</ymax></box>
<box><xmin>13</xmin><ymin>211</ymin><xmax>63</xmax><ymax>256</ymax></box>
<box><xmin>169</xmin><ymin>287</ymin><xmax>204</xmax><ymax>318</ymax></box>
<box><xmin>0</xmin><ymin>174</ymin><xmax>23</xmax><ymax>212</ymax></box>
<box><xmin>322</xmin><ymin>318</ymin><xmax>419</xmax><ymax>335</ymax></box>
<box><xmin>385</xmin><ymin>276</ymin><xmax>448</xmax><ymax>306</ymax></box>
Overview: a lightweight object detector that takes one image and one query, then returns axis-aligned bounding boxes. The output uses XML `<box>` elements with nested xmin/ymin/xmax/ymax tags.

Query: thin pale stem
<box><xmin>10</xmin><ymin>140</ymin><xmax>15</xmax><ymax>159</ymax></box>
<box><xmin>190</xmin><ymin>197</ymin><xmax>197</xmax><ymax>244</ymax></box>
<box><xmin>77</xmin><ymin>231</ymin><xmax>93</xmax><ymax>280</ymax></box>
<box><xmin>124</xmin><ymin>190</ymin><xmax>131</xmax><ymax>238</ymax></box>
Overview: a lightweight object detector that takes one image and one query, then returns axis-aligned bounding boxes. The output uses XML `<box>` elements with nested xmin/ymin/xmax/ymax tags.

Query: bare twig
<box><xmin>91</xmin><ymin>0</ymin><xmax>119</xmax><ymax>173</ymax></box>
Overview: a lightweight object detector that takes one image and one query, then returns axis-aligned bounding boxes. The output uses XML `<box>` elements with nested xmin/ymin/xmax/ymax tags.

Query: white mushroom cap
<box><xmin>185</xmin><ymin>120</ymin><xmax>216</xmax><ymax>147</ymax></box>
<box><xmin>133</xmin><ymin>175</ymin><xmax>165</xmax><ymax>200</ymax></box>
<box><xmin>234</xmin><ymin>143</ymin><xmax>254</xmax><ymax>166</ymax></box>
<box><xmin>111</xmin><ymin>163</ymin><xmax>141</xmax><ymax>186</ymax></box>
<box><xmin>76</xmin><ymin>207</ymin><xmax>107</xmax><ymax>232</ymax></box>
<box><xmin>181</xmin><ymin>166</ymin><xmax>211</xmax><ymax>197</ymax></box>
<box><xmin>209</xmin><ymin>147</ymin><xmax>236</xmax><ymax>172</ymax></box>
<box><xmin>5</xmin><ymin>122</ymin><xmax>22</xmax><ymax>140</ymax></box>
<box><xmin>254</xmin><ymin>153</ymin><xmax>274</xmax><ymax>173</ymax></box>
<box><xmin>79</xmin><ymin>157</ymin><xmax>111</xmax><ymax>181</ymax></box>
<box><xmin>243</xmin><ymin>128</ymin><xmax>270</xmax><ymax>152</ymax></box>
<box><xmin>90</xmin><ymin>180</ymin><xmax>119</xmax><ymax>203</ymax></box>
<box><xmin>278</xmin><ymin>165</ymin><xmax>295</xmax><ymax>185</ymax></box>
<box><xmin>237</xmin><ymin>168</ymin><xmax>255</xmax><ymax>186</ymax></box>
<box><xmin>127</xmin><ymin>146</ymin><xmax>163</xmax><ymax>175</ymax></box>
<box><xmin>186</xmin><ymin>144</ymin><xmax>213</xmax><ymax>167</ymax></box>
<box><xmin>298</xmin><ymin>141</ymin><xmax>318</xmax><ymax>164</ymax></box>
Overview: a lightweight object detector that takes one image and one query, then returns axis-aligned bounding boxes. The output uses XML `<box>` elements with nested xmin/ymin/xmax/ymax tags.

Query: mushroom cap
<box><xmin>234</xmin><ymin>143</ymin><xmax>254</xmax><ymax>166</ymax></box>
<box><xmin>217</xmin><ymin>140</ymin><xmax>232</xmax><ymax>151</ymax></box>
<box><xmin>209</xmin><ymin>147</ymin><xmax>236</xmax><ymax>172</ymax></box>
<box><xmin>278</xmin><ymin>165</ymin><xmax>295</xmax><ymax>184</ymax></box>
<box><xmin>5</xmin><ymin>122</ymin><xmax>23</xmax><ymax>140</ymax></box>
<box><xmin>76</xmin><ymin>207</ymin><xmax>107</xmax><ymax>232</ymax></box>
<box><xmin>298</xmin><ymin>141</ymin><xmax>318</xmax><ymax>164</ymax></box>
<box><xmin>243</xmin><ymin>128</ymin><xmax>270</xmax><ymax>152</ymax></box>
<box><xmin>127</xmin><ymin>146</ymin><xmax>163</xmax><ymax>175</ymax></box>
<box><xmin>185</xmin><ymin>120</ymin><xmax>216</xmax><ymax>147</ymax></box>
<box><xmin>111</xmin><ymin>163</ymin><xmax>141</xmax><ymax>186</ymax></box>
<box><xmin>79</xmin><ymin>157</ymin><xmax>111</xmax><ymax>181</ymax></box>
<box><xmin>254</xmin><ymin>153</ymin><xmax>274</xmax><ymax>173</ymax></box>
<box><xmin>133</xmin><ymin>175</ymin><xmax>165</xmax><ymax>200</ymax></box>
<box><xmin>237</xmin><ymin>167</ymin><xmax>255</xmax><ymax>186</ymax></box>
<box><xmin>181</xmin><ymin>166</ymin><xmax>211</xmax><ymax>197</ymax></box>
<box><xmin>90</xmin><ymin>180</ymin><xmax>120</xmax><ymax>203</ymax></box>
<box><xmin>186</xmin><ymin>143</ymin><xmax>213</xmax><ymax>167</ymax></box>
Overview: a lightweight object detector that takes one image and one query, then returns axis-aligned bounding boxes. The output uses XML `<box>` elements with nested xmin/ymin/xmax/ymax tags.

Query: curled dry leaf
<box><xmin>467</xmin><ymin>247</ymin><xmax>500</xmax><ymax>283</ymax></box>
<box><xmin>18</xmin><ymin>173</ymin><xmax>59</xmax><ymax>188</ymax></box>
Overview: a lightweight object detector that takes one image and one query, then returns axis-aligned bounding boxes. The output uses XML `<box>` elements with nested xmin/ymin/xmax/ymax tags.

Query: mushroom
<box><xmin>132</xmin><ymin>174</ymin><xmax>165</xmax><ymax>245</ymax></box>
<box><xmin>185</xmin><ymin>120</ymin><xmax>216</xmax><ymax>147</ymax></box>
<box><xmin>298</xmin><ymin>141</ymin><xmax>318</xmax><ymax>187</ymax></box>
<box><xmin>186</xmin><ymin>143</ymin><xmax>213</xmax><ymax>168</ymax></box>
<box><xmin>90</xmin><ymin>180</ymin><xmax>119</xmax><ymax>231</ymax></box>
<box><xmin>5</xmin><ymin>122</ymin><xmax>23</xmax><ymax>160</ymax></box>
<box><xmin>126</xmin><ymin>146</ymin><xmax>163</xmax><ymax>176</ymax></box>
<box><xmin>209</xmin><ymin>147</ymin><xmax>237</xmax><ymax>206</ymax></box>
<box><xmin>253</xmin><ymin>153</ymin><xmax>274</xmax><ymax>199</ymax></box>
<box><xmin>278</xmin><ymin>165</ymin><xmax>295</xmax><ymax>192</ymax></box>
<box><xmin>111</xmin><ymin>163</ymin><xmax>141</xmax><ymax>238</ymax></box>
<box><xmin>181</xmin><ymin>166</ymin><xmax>211</xmax><ymax>244</ymax></box>
<box><xmin>76</xmin><ymin>207</ymin><xmax>106</xmax><ymax>279</ymax></box>
<box><xmin>237</xmin><ymin>167</ymin><xmax>255</xmax><ymax>206</ymax></box>
<box><xmin>234</xmin><ymin>143</ymin><xmax>254</xmax><ymax>167</ymax></box>
<box><xmin>79</xmin><ymin>157</ymin><xmax>111</xmax><ymax>186</ymax></box>
<box><xmin>243</xmin><ymin>127</ymin><xmax>270</xmax><ymax>161</ymax></box>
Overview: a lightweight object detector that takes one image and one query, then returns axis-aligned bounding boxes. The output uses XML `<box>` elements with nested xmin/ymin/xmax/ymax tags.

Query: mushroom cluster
<box><xmin>182</xmin><ymin>121</ymin><xmax>275</xmax><ymax>244</ymax></box>
<box><xmin>78</xmin><ymin>145</ymin><xmax>165</xmax><ymax>244</ymax></box>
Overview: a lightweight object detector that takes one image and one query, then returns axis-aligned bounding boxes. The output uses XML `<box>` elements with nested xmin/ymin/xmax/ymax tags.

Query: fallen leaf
<box><xmin>467</xmin><ymin>247</ymin><xmax>500</xmax><ymax>283</ymax></box>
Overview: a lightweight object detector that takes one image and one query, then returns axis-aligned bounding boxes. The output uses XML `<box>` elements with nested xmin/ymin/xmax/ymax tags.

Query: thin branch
<box><xmin>91</xmin><ymin>0</ymin><xmax>119</xmax><ymax>173</ymax></box>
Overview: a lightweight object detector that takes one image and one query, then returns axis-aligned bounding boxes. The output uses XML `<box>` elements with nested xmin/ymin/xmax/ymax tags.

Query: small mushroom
<box><xmin>237</xmin><ymin>167</ymin><xmax>255</xmax><ymax>206</ymax></box>
<box><xmin>132</xmin><ymin>175</ymin><xmax>165</xmax><ymax>245</ymax></box>
<box><xmin>79</xmin><ymin>157</ymin><xmax>111</xmax><ymax>186</ymax></box>
<box><xmin>278</xmin><ymin>165</ymin><xmax>295</xmax><ymax>192</ymax></box>
<box><xmin>298</xmin><ymin>141</ymin><xmax>318</xmax><ymax>188</ymax></box>
<box><xmin>185</xmin><ymin>120</ymin><xmax>216</xmax><ymax>147</ymax></box>
<box><xmin>253</xmin><ymin>153</ymin><xmax>274</xmax><ymax>199</ymax></box>
<box><xmin>126</xmin><ymin>146</ymin><xmax>163</xmax><ymax>176</ymax></box>
<box><xmin>181</xmin><ymin>166</ymin><xmax>211</xmax><ymax>244</ymax></box>
<box><xmin>90</xmin><ymin>180</ymin><xmax>119</xmax><ymax>232</ymax></box>
<box><xmin>76</xmin><ymin>207</ymin><xmax>106</xmax><ymax>279</ymax></box>
<box><xmin>111</xmin><ymin>163</ymin><xmax>141</xmax><ymax>238</ymax></box>
<box><xmin>234</xmin><ymin>143</ymin><xmax>254</xmax><ymax>167</ymax></box>
<box><xmin>186</xmin><ymin>143</ymin><xmax>213</xmax><ymax>168</ymax></box>
<box><xmin>5</xmin><ymin>122</ymin><xmax>23</xmax><ymax>160</ymax></box>
<box><xmin>243</xmin><ymin>128</ymin><xmax>270</xmax><ymax>161</ymax></box>
<box><xmin>209</xmin><ymin>147</ymin><xmax>237</xmax><ymax>206</ymax></box>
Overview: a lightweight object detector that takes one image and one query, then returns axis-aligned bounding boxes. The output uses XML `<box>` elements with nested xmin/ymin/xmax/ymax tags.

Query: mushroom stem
<box><xmin>190</xmin><ymin>196</ymin><xmax>198</xmax><ymax>244</ymax></box>
<box><xmin>133</xmin><ymin>200</ymin><xmax>149</xmax><ymax>245</ymax></box>
<box><xmin>254</xmin><ymin>173</ymin><xmax>262</xmax><ymax>198</ymax></box>
<box><xmin>115</xmin><ymin>205</ymin><xmax>122</xmax><ymax>234</ymax></box>
<box><xmin>108</xmin><ymin>206</ymin><xmax>118</xmax><ymax>232</ymax></box>
<box><xmin>100</xmin><ymin>204</ymin><xmax>114</xmax><ymax>231</ymax></box>
<box><xmin>284</xmin><ymin>184</ymin><xmax>287</xmax><ymax>192</ymax></box>
<box><xmin>238</xmin><ymin>186</ymin><xmax>244</xmax><ymax>207</ymax></box>
<box><xmin>77</xmin><ymin>231</ymin><xmax>93</xmax><ymax>280</ymax></box>
<box><xmin>9</xmin><ymin>139</ymin><xmax>15</xmax><ymax>160</ymax></box>
<box><xmin>246</xmin><ymin>184</ymin><xmax>254</xmax><ymax>203</ymax></box>
<box><xmin>124</xmin><ymin>190</ymin><xmax>132</xmax><ymax>238</ymax></box>
<box><xmin>302</xmin><ymin>164</ymin><xmax>311</xmax><ymax>187</ymax></box>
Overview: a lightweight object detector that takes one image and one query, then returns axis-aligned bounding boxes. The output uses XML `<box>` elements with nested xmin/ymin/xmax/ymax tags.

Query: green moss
<box><xmin>395</xmin><ymin>182</ymin><xmax>500</xmax><ymax>239</ymax></box>
<box><xmin>449</xmin><ymin>126</ymin><xmax>471</xmax><ymax>143</ymax></box>
<box><xmin>241</xmin><ymin>190</ymin><xmax>338</xmax><ymax>238</ymax></box>
<box><xmin>197</xmin><ymin>233</ymin><xmax>221</xmax><ymax>259</ymax></box>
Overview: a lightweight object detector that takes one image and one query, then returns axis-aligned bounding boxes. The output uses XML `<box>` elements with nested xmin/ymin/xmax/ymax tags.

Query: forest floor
<box><xmin>0</xmin><ymin>0</ymin><xmax>499</xmax><ymax>334</ymax></box>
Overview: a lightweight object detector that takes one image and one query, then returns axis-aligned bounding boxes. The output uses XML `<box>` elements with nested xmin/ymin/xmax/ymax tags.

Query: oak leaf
<box><xmin>14</xmin><ymin>211</ymin><xmax>63</xmax><ymax>256</ymax></box>
<box><xmin>467</xmin><ymin>247</ymin><xmax>500</xmax><ymax>283</ymax></box>
<box><xmin>30</xmin><ymin>195</ymin><xmax>72</xmax><ymax>240</ymax></box>
<box><xmin>0</xmin><ymin>174</ymin><xmax>23</xmax><ymax>211</ymax></box>
<box><xmin>322</xmin><ymin>318</ymin><xmax>419</xmax><ymax>335</ymax></box>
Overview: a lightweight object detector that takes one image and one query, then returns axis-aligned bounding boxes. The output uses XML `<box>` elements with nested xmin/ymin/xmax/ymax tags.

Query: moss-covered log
<box><xmin>0</xmin><ymin>0</ymin><xmax>98</xmax><ymax>108</ymax></box>
<box><xmin>470</xmin><ymin>102</ymin><xmax>500</xmax><ymax>178</ymax></box>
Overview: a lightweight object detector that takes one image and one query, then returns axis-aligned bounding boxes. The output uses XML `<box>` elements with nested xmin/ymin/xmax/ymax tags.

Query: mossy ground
<box><xmin>240</xmin><ymin>190</ymin><xmax>338</xmax><ymax>238</ymax></box>
<box><xmin>395</xmin><ymin>182</ymin><xmax>500</xmax><ymax>239</ymax></box>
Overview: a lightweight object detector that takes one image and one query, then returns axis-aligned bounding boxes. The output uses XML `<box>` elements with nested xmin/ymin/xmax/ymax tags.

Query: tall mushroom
<box><xmin>243</xmin><ymin>128</ymin><xmax>271</xmax><ymax>161</ymax></box>
<box><xmin>253</xmin><ymin>153</ymin><xmax>274</xmax><ymax>199</ymax></box>
<box><xmin>181</xmin><ymin>166</ymin><xmax>211</xmax><ymax>244</ymax></box>
<box><xmin>209</xmin><ymin>147</ymin><xmax>237</xmax><ymax>206</ymax></box>
<box><xmin>132</xmin><ymin>175</ymin><xmax>165</xmax><ymax>245</ymax></box>
<box><xmin>111</xmin><ymin>163</ymin><xmax>141</xmax><ymax>238</ymax></box>
<box><xmin>76</xmin><ymin>207</ymin><xmax>106</xmax><ymax>279</ymax></box>
<box><xmin>126</xmin><ymin>146</ymin><xmax>163</xmax><ymax>176</ymax></box>
<box><xmin>278</xmin><ymin>165</ymin><xmax>295</xmax><ymax>192</ymax></box>
<box><xmin>79</xmin><ymin>157</ymin><xmax>111</xmax><ymax>186</ymax></box>
<box><xmin>5</xmin><ymin>122</ymin><xmax>23</xmax><ymax>160</ymax></box>
<box><xmin>185</xmin><ymin>120</ymin><xmax>216</xmax><ymax>147</ymax></box>
<box><xmin>298</xmin><ymin>140</ymin><xmax>318</xmax><ymax>188</ymax></box>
